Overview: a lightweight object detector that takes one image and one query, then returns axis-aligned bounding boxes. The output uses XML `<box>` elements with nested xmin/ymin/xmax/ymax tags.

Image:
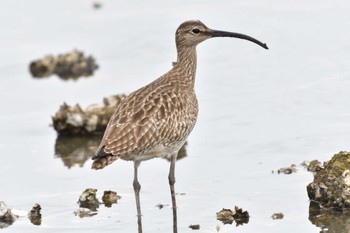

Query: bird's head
<box><xmin>175</xmin><ymin>20</ymin><xmax>268</xmax><ymax>49</ymax></box>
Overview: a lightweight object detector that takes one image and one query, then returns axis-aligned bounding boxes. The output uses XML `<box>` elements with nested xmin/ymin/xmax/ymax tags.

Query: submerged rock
<box><xmin>102</xmin><ymin>190</ymin><xmax>120</xmax><ymax>207</ymax></box>
<box><xmin>29</xmin><ymin>50</ymin><xmax>98</xmax><ymax>80</ymax></box>
<box><xmin>156</xmin><ymin>204</ymin><xmax>168</xmax><ymax>209</ymax></box>
<box><xmin>271</xmin><ymin>212</ymin><xmax>284</xmax><ymax>220</ymax></box>
<box><xmin>216</xmin><ymin>206</ymin><xmax>249</xmax><ymax>226</ymax></box>
<box><xmin>0</xmin><ymin>202</ymin><xmax>17</xmax><ymax>229</ymax></box>
<box><xmin>52</xmin><ymin>94</ymin><xmax>126</xmax><ymax>135</ymax></box>
<box><xmin>277</xmin><ymin>164</ymin><xmax>297</xmax><ymax>174</ymax></box>
<box><xmin>28</xmin><ymin>203</ymin><xmax>41</xmax><ymax>226</ymax></box>
<box><xmin>78</xmin><ymin>188</ymin><xmax>99</xmax><ymax>211</ymax></box>
<box><xmin>74</xmin><ymin>208</ymin><xmax>98</xmax><ymax>218</ymax></box>
<box><xmin>76</xmin><ymin>189</ymin><xmax>119</xmax><ymax>216</ymax></box>
<box><xmin>92</xmin><ymin>1</ymin><xmax>102</xmax><ymax>9</ymax></box>
<box><xmin>307</xmin><ymin>151</ymin><xmax>350</xmax><ymax>210</ymax></box>
<box><xmin>189</xmin><ymin>224</ymin><xmax>200</xmax><ymax>230</ymax></box>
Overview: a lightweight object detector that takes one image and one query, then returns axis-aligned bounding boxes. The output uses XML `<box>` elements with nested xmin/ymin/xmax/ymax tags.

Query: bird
<box><xmin>91</xmin><ymin>20</ymin><xmax>268</xmax><ymax>224</ymax></box>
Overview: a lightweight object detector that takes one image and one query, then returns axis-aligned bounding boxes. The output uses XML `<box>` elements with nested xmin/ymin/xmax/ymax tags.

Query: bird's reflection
<box><xmin>54</xmin><ymin>135</ymin><xmax>187</xmax><ymax>169</ymax></box>
<box><xmin>54</xmin><ymin>134</ymin><xmax>102</xmax><ymax>168</ymax></box>
<box><xmin>134</xmin><ymin>190</ymin><xmax>178</xmax><ymax>233</ymax></box>
<box><xmin>308</xmin><ymin>201</ymin><xmax>350</xmax><ymax>232</ymax></box>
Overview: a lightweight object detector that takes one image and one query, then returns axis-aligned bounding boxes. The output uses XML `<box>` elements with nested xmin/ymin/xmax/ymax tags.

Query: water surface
<box><xmin>1</xmin><ymin>0</ymin><xmax>350</xmax><ymax>232</ymax></box>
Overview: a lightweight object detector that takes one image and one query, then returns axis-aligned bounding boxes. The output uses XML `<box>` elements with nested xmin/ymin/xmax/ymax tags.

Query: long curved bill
<box><xmin>210</xmin><ymin>29</ymin><xmax>268</xmax><ymax>49</ymax></box>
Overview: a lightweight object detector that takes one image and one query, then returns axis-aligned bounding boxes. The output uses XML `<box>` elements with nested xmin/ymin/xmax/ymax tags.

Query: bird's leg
<box><xmin>133</xmin><ymin>161</ymin><xmax>142</xmax><ymax>233</ymax></box>
<box><xmin>168</xmin><ymin>153</ymin><xmax>178</xmax><ymax>233</ymax></box>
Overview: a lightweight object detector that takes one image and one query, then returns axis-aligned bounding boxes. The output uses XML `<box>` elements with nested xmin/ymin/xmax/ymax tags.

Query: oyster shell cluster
<box><xmin>52</xmin><ymin>94</ymin><xmax>126</xmax><ymax>135</ymax></box>
<box><xmin>307</xmin><ymin>151</ymin><xmax>350</xmax><ymax>210</ymax></box>
<box><xmin>29</xmin><ymin>50</ymin><xmax>99</xmax><ymax>80</ymax></box>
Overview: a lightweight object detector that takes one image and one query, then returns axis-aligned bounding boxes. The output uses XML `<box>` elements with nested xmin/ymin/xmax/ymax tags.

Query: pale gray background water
<box><xmin>1</xmin><ymin>0</ymin><xmax>350</xmax><ymax>232</ymax></box>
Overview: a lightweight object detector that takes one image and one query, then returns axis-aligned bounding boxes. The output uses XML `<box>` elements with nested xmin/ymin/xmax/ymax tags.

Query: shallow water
<box><xmin>1</xmin><ymin>0</ymin><xmax>350</xmax><ymax>232</ymax></box>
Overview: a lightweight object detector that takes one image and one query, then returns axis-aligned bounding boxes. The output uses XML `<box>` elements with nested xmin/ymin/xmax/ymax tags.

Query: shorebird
<box><xmin>91</xmin><ymin>20</ymin><xmax>267</xmax><ymax>231</ymax></box>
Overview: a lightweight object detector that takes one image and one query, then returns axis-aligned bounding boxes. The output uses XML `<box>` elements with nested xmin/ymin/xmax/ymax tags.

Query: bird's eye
<box><xmin>191</xmin><ymin>28</ymin><xmax>200</xmax><ymax>34</ymax></box>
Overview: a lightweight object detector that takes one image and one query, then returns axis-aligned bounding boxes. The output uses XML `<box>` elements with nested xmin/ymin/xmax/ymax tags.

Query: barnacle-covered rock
<box><xmin>231</xmin><ymin>206</ymin><xmax>249</xmax><ymax>226</ymax></box>
<box><xmin>28</xmin><ymin>203</ymin><xmax>41</xmax><ymax>226</ymax></box>
<box><xmin>29</xmin><ymin>50</ymin><xmax>99</xmax><ymax>80</ymax></box>
<box><xmin>78</xmin><ymin>188</ymin><xmax>99</xmax><ymax>211</ymax></box>
<box><xmin>0</xmin><ymin>202</ymin><xmax>17</xmax><ymax>229</ymax></box>
<box><xmin>307</xmin><ymin>151</ymin><xmax>350</xmax><ymax>210</ymax></box>
<box><xmin>102</xmin><ymin>190</ymin><xmax>120</xmax><ymax>207</ymax></box>
<box><xmin>29</xmin><ymin>55</ymin><xmax>56</xmax><ymax>77</ymax></box>
<box><xmin>52</xmin><ymin>94</ymin><xmax>126</xmax><ymax>135</ymax></box>
<box><xmin>302</xmin><ymin>160</ymin><xmax>324</xmax><ymax>173</ymax></box>
<box><xmin>217</xmin><ymin>208</ymin><xmax>234</xmax><ymax>224</ymax></box>
<box><xmin>216</xmin><ymin>206</ymin><xmax>249</xmax><ymax>226</ymax></box>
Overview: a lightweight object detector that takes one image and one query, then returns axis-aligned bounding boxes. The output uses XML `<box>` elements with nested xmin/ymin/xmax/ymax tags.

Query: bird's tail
<box><xmin>91</xmin><ymin>147</ymin><xmax>119</xmax><ymax>170</ymax></box>
<box><xmin>91</xmin><ymin>155</ymin><xmax>119</xmax><ymax>169</ymax></box>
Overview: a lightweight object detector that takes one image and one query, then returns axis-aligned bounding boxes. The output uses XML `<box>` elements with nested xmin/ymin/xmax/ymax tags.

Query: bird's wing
<box><xmin>94</xmin><ymin>82</ymin><xmax>193</xmax><ymax>159</ymax></box>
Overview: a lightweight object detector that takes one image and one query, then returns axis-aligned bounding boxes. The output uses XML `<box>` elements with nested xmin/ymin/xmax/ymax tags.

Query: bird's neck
<box><xmin>173</xmin><ymin>46</ymin><xmax>197</xmax><ymax>87</ymax></box>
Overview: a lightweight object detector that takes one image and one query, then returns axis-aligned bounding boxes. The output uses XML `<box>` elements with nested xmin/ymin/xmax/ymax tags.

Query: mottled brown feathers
<box><xmin>92</xmin><ymin>20</ymin><xmax>205</xmax><ymax>169</ymax></box>
<box><xmin>91</xmin><ymin>71</ymin><xmax>198</xmax><ymax>168</ymax></box>
<box><xmin>91</xmin><ymin>149</ymin><xmax>119</xmax><ymax>169</ymax></box>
